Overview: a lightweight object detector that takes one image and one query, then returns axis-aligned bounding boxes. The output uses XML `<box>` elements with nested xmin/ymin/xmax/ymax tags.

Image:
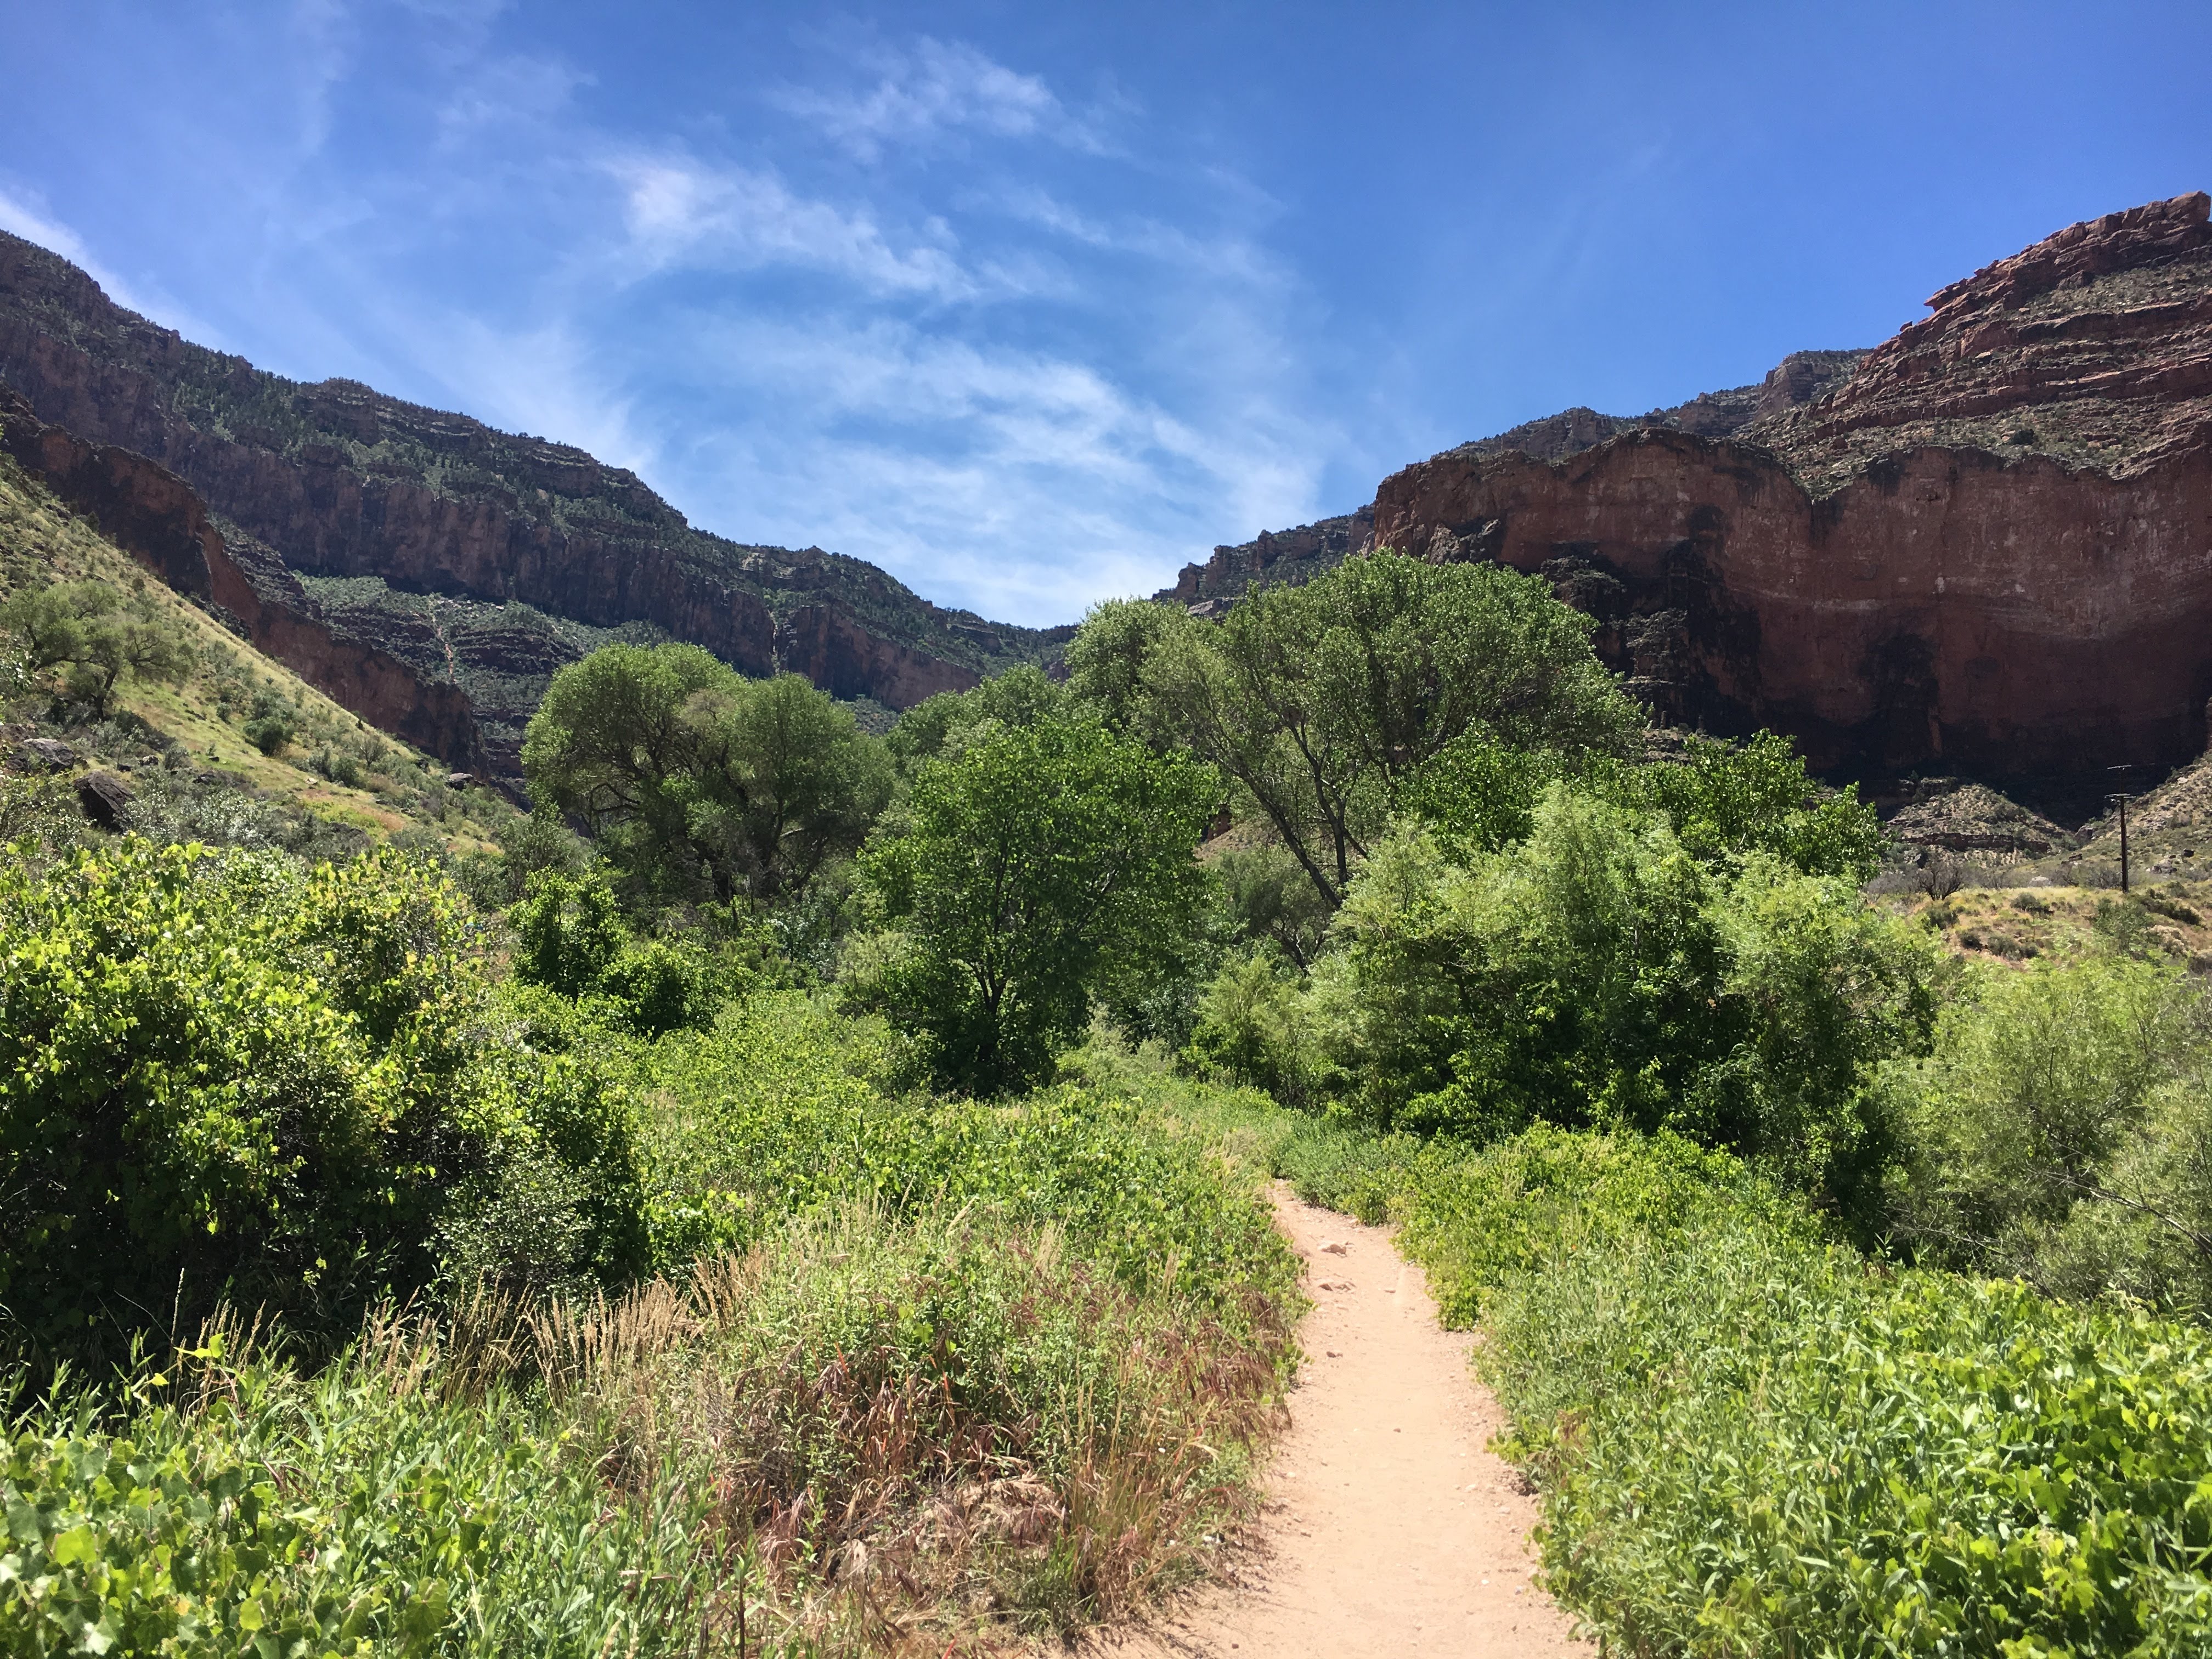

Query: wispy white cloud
<box><xmin>642</xmin><ymin>311</ymin><xmax>1328</xmax><ymax>620</ymax></box>
<box><xmin>771</xmin><ymin>36</ymin><xmax>1107</xmax><ymax>162</ymax></box>
<box><xmin>4</xmin><ymin>18</ymin><xmax>1341</xmax><ymax>625</ymax></box>
<box><xmin>284</xmin><ymin>0</ymin><xmax>358</xmax><ymax>159</ymax></box>
<box><xmin>436</xmin><ymin>52</ymin><xmax>589</xmax><ymax>148</ymax></box>
<box><xmin>602</xmin><ymin>153</ymin><xmax>988</xmax><ymax>300</ymax></box>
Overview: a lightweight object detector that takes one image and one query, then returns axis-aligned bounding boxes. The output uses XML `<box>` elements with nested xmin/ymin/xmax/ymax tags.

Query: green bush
<box><xmin>0</xmin><ymin>841</ymin><xmax>651</xmax><ymax>1365</ymax></box>
<box><xmin>0</xmin><ymin>1331</ymin><xmax>708</xmax><ymax>1658</ymax></box>
<box><xmin>1882</xmin><ymin>952</ymin><xmax>2212</xmax><ymax>1312</ymax></box>
<box><xmin>1313</xmin><ymin>787</ymin><xmax>1934</xmax><ymax>1211</ymax></box>
<box><xmin>1185</xmin><ymin>950</ymin><xmax>1323</xmax><ymax>1109</ymax></box>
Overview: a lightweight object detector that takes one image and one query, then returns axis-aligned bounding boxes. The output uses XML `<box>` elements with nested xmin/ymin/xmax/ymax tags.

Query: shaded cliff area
<box><xmin>0</xmin><ymin>231</ymin><xmax>1068</xmax><ymax>779</ymax></box>
<box><xmin>1372</xmin><ymin>192</ymin><xmax>2212</xmax><ymax>812</ymax></box>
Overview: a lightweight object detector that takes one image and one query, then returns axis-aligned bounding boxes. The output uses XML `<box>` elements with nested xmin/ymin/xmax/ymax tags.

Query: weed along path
<box><xmin>1101</xmin><ymin>1183</ymin><xmax>1589</xmax><ymax>1658</ymax></box>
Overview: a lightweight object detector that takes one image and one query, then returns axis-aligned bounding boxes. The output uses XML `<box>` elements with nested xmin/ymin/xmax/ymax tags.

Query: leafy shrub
<box><xmin>241</xmin><ymin>689</ymin><xmax>296</xmax><ymax>756</ymax></box>
<box><xmin>313</xmin><ymin>745</ymin><xmax>364</xmax><ymax>787</ymax></box>
<box><xmin>597</xmin><ymin>938</ymin><xmax>715</xmax><ymax>1036</ymax></box>
<box><xmin>1184</xmin><ymin>950</ymin><xmax>1324</xmax><ymax>1108</ymax></box>
<box><xmin>1881</xmin><ymin>953</ymin><xmax>2212</xmax><ymax>1312</ymax></box>
<box><xmin>507</xmin><ymin>870</ymin><xmax>718</xmax><ymax>1037</ymax></box>
<box><xmin>0</xmin><ymin>841</ymin><xmax>648</xmax><ymax>1365</ymax></box>
<box><xmin>509</xmin><ymin>867</ymin><xmax>625</xmax><ymax>996</ymax></box>
<box><xmin>1314</xmin><ymin>787</ymin><xmax>1936</xmax><ymax>1214</ymax></box>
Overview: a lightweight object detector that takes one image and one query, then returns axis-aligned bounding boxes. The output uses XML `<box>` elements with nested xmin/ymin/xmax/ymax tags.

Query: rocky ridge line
<box><xmin>0</xmin><ymin>230</ymin><xmax>1068</xmax><ymax>779</ymax></box>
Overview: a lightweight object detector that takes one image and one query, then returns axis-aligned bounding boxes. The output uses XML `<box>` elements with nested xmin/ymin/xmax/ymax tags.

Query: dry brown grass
<box><xmin>187</xmin><ymin>1206</ymin><xmax>1294</xmax><ymax>1655</ymax></box>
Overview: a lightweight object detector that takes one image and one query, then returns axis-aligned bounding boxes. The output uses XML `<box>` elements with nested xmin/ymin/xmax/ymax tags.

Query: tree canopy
<box><xmin>522</xmin><ymin>644</ymin><xmax>891</xmax><ymax>904</ymax></box>
<box><xmin>856</xmin><ymin>714</ymin><xmax>1215</xmax><ymax>1094</ymax></box>
<box><xmin>0</xmin><ymin>578</ymin><xmax>194</xmax><ymax>716</ymax></box>
<box><xmin>1068</xmin><ymin>551</ymin><xmax>1641</xmax><ymax>908</ymax></box>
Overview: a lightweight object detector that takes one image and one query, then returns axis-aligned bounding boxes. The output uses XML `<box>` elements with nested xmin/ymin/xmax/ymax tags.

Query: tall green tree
<box><xmin>522</xmin><ymin>645</ymin><xmax>891</xmax><ymax>904</ymax></box>
<box><xmin>856</xmin><ymin>715</ymin><xmax>1216</xmax><ymax>1094</ymax></box>
<box><xmin>885</xmin><ymin>663</ymin><xmax>1067</xmax><ymax>772</ymax></box>
<box><xmin>1068</xmin><ymin>552</ymin><xmax>1640</xmax><ymax>908</ymax></box>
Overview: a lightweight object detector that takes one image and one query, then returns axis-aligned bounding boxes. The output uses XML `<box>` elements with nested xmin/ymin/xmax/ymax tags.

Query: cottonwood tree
<box><xmin>522</xmin><ymin>644</ymin><xmax>891</xmax><ymax>904</ymax></box>
<box><xmin>856</xmin><ymin>714</ymin><xmax>1216</xmax><ymax>1094</ymax></box>
<box><xmin>1068</xmin><ymin>551</ymin><xmax>1639</xmax><ymax>909</ymax></box>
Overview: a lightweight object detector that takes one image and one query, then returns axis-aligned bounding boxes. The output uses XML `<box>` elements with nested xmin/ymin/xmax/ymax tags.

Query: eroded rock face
<box><xmin>1156</xmin><ymin>350</ymin><xmax>1866</xmax><ymax>614</ymax></box>
<box><xmin>1156</xmin><ymin>506</ymin><xmax>1376</xmax><ymax>614</ymax></box>
<box><xmin>1370</xmin><ymin>193</ymin><xmax>2212</xmax><ymax>805</ymax></box>
<box><xmin>0</xmin><ymin>231</ymin><xmax>1041</xmax><ymax>783</ymax></box>
<box><xmin>0</xmin><ymin>386</ymin><xmax>488</xmax><ymax>774</ymax></box>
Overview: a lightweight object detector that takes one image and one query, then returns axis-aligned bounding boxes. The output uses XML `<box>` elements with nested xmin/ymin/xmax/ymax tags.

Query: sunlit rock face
<box><xmin>1369</xmin><ymin>193</ymin><xmax>2212</xmax><ymax>806</ymax></box>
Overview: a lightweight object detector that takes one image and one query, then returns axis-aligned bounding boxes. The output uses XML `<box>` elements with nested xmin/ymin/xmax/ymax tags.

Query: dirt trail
<box><xmin>1100</xmin><ymin>1184</ymin><xmax>1589</xmax><ymax>1657</ymax></box>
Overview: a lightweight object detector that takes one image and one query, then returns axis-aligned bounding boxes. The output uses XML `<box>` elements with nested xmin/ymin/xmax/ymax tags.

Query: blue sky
<box><xmin>4</xmin><ymin>2</ymin><xmax>2209</xmax><ymax>625</ymax></box>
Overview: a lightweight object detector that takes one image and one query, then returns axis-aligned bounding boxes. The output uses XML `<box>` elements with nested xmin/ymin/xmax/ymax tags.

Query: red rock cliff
<box><xmin>1</xmin><ymin>386</ymin><xmax>488</xmax><ymax>773</ymax></box>
<box><xmin>1369</xmin><ymin>193</ymin><xmax>2212</xmax><ymax>802</ymax></box>
<box><xmin>0</xmin><ymin>233</ymin><xmax>1040</xmax><ymax>780</ymax></box>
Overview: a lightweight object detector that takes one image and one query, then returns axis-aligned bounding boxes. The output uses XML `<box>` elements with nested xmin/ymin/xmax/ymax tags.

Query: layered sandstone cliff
<box><xmin>0</xmin><ymin>385</ymin><xmax>487</xmax><ymax>771</ymax></box>
<box><xmin>0</xmin><ymin>232</ymin><xmax>1063</xmax><ymax>778</ymax></box>
<box><xmin>1156</xmin><ymin>351</ymin><xmax>1866</xmax><ymax>611</ymax></box>
<box><xmin>1369</xmin><ymin>192</ymin><xmax>2212</xmax><ymax>805</ymax></box>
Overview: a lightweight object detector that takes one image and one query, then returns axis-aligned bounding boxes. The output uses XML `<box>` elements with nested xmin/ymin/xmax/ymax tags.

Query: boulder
<box><xmin>76</xmin><ymin>769</ymin><xmax>133</xmax><ymax>829</ymax></box>
<box><xmin>16</xmin><ymin>737</ymin><xmax>77</xmax><ymax>769</ymax></box>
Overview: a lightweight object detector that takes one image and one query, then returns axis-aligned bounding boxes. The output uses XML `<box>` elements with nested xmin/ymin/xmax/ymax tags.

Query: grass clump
<box><xmin>3</xmin><ymin>1191</ymin><xmax>1292</xmax><ymax>1656</ymax></box>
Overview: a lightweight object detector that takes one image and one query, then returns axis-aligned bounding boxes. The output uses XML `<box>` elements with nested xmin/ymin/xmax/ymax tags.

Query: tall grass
<box><xmin>7</xmin><ymin>1189</ymin><xmax>1293</xmax><ymax>1655</ymax></box>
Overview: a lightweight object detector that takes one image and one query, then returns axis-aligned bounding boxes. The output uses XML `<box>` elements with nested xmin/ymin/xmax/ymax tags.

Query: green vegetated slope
<box><xmin>14</xmin><ymin>534</ymin><xmax>2212</xmax><ymax>1655</ymax></box>
<box><xmin>0</xmin><ymin>835</ymin><xmax>1297</xmax><ymax>1654</ymax></box>
<box><xmin>0</xmin><ymin>447</ymin><xmax>517</xmax><ymax>860</ymax></box>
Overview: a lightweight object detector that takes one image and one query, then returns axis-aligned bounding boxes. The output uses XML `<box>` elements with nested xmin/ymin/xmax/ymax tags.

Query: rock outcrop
<box><xmin>0</xmin><ymin>385</ymin><xmax>488</xmax><ymax>774</ymax></box>
<box><xmin>1368</xmin><ymin>192</ymin><xmax>2212</xmax><ymax>807</ymax></box>
<box><xmin>1155</xmin><ymin>506</ymin><xmax>1375</xmax><ymax>614</ymax></box>
<box><xmin>1157</xmin><ymin>351</ymin><xmax>1865</xmax><ymax>612</ymax></box>
<box><xmin>0</xmin><ymin>231</ymin><xmax>1062</xmax><ymax>782</ymax></box>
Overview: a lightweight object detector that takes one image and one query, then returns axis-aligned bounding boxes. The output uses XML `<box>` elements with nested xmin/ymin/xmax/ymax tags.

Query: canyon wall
<box><xmin>0</xmin><ymin>231</ymin><xmax>1045</xmax><ymax>779</ymax></box>
<box><xmin>0</xmin><ymin>386</ymin><xmax>488</xmax><ymax>772</ymax></box>
<box><xmin>1361</xmin><ymin>193</ymin><xmax>2212</xmax><ymax>805</ymax></box>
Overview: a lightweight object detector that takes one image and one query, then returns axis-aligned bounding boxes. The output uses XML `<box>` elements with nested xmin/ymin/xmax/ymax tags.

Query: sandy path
<box><xmin>1098</xmin><ymin>1183</ymin><xmax>1589</xmax><ymax>1657</ymax></box>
